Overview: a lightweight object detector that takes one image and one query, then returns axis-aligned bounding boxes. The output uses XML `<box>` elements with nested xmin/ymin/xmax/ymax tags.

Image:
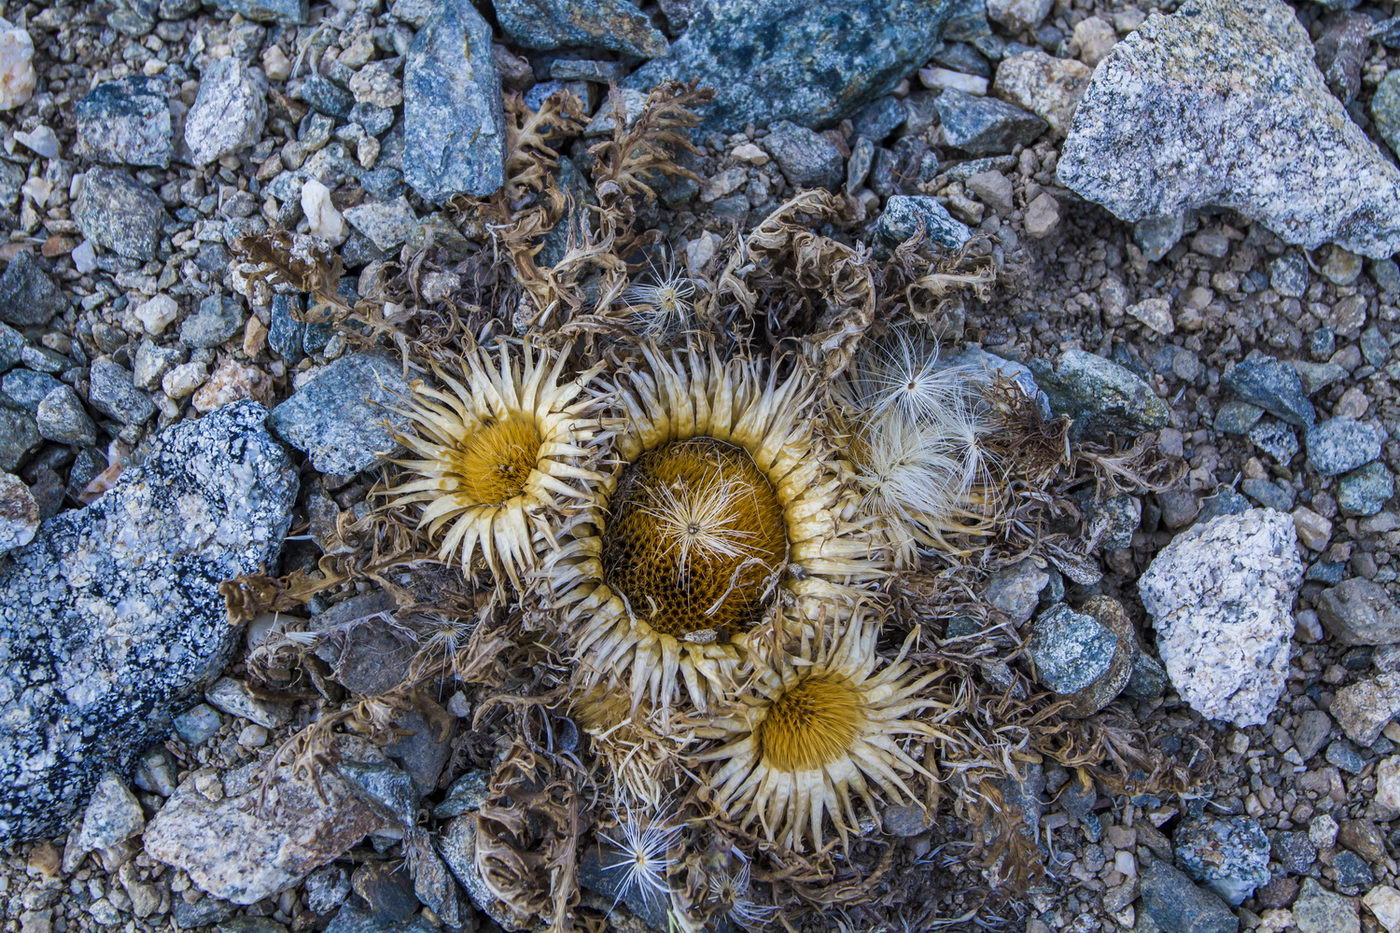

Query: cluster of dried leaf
<box><xmin>223</xmin><ymin>83</ymin><xmax>1197</xmax><ymax>931</ymax></box>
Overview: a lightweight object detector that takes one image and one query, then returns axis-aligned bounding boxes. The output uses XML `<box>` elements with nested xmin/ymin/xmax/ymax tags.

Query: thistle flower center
<box><xmin>447</xmin><ymin>417</ymin><xmax>542</xmax><ymax>504</ymax></box>
<box><xmin>759</xmin><ymin>675</ymin><xmax>864</xmax><ymax>772</ymax></box>
<box><xmin>602</xmin><ymin>437</ymin><xmax>787</xmax><ymax>640</ymax></box>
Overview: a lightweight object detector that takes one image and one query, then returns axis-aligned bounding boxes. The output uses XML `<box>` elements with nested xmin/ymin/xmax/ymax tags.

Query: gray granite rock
<box><xmin>1338</xmin><ymin>461</ymin><xmax>1394</xmax><ymax>517</ymax></box>
<box><xmin>1222</xmin><ymin>356</ymin><xmax>1315</xmax><ymax>428</ymax></box>
<box><xmin>1316</xmin><ymin>578</ymin><xmax>1400</xmax><ymax>646</ymax></box>
<box><xmin>1</xmin><ymin>369</ymin><xmax>59</xmax><ymax>413</ymax></box>
<box><xmin>1058</xmin><ymin>0</ymin><xmax>1400</xmax><ymax>259</ymax></box>
<box><xmin>180</xmin><ymin>295</ymin><xmax>244</xmax><ymax>349</ymax></box>
<box><xmin>1138</xmin><ymin>509</ymin><xmax>1302</xmax><ymax>727</ymax></box>
<box><xmin>763</xmin><ymin>120</ymin><xmax>845</xmax><ymax>189</ymax></box>
<box><xmin>1305</xmin><ymin>417</ymin><xmax>1382</xmax><ymax>476</ymax></box>
<box><xmin>1029</xmin><ymin>348</ymin><xmax>1169</xmax><ymax>441</ymax></box>
<box><xmin>268</xmin><ymin>353</ymin><xmax>410</xmax><ymax>476</ymax></box>
<box><xmin>403</xmin><ymin>0</ymin><xmax>505</xmax><ymax>202</ymax></box>
<box><xmin>0</xmin><ymin>324</ymin><xmax>23</xmax><ymax>372</ymax></box>
<box><xmin>35</xmin><ymin>385</ymin><xmax>97</xmax><ymax>446</ymax></box>
<box><xmin>75</xmin><ymin>167</ymin><xmax>167</xmax><ymax>261</ymax></box>
<box><xmin>145</xmin><ymin>739</ymin><xmax>393</xmax><ymax>905</ymax></box>
<box><xmin>0</xmin><ymin>401</ymin><xmax>296</xmax><ymax>842</ymax></box>
<box><xmin>186</xmin><ymin>57</ymin><xmax>267</xmax><ymax>166</ymax></box>
<box><xmin>1293</xmin><ymin>879</ymin><xmax>1359</xmax><ymax>933</ymax></box>
<box><xmin>0</xmin><ymin>470</ymin><xmax>37</xmax><ymax>554</ymax></box>
<box><xmin>1332</xmin><ymin>672</ymin><xmax>1400</xmax><ymax>745</ymax></box>
<box><xmin>1174</xmin><ymin>815</ymin><xmax>1271</xmax><ymax>906</ymax></box>
<box><xmin>1139</xmin><ymin>858</ymin><xmax>1239</xmax><ymax>933</ymax></box>
<box><xmin>70</xmin><ymin>771</ymin><xmax>145</xmax><ymax>858</ymax></box>
<box><xmin>0</xmin><ymin>252</ymin><xmax>66</xmax><ymax>327</ymax></box>
<box><xmin>872</xmin><ymin>195</ymin><xmax>973</xmax><ymax>250</ymax></box>
<box><xmin>75</xmin><ymin>76</ymin><xmax>172</xmax><ymax>168</ymax></box>
<box><xmin>934</xmin><ymin>88</ymin><xmax>1045</xmax><ymax>155</ymax></box>
<box><xmin>343</xmin><ymin>198</ymin><xmax>418</xmax><ymax>251</ymax></box>
<box><xmin>172</xmin><ymin>704</ymin><xmax>222</xmax><ymax>747</ymax></box>
<box><xmin>211</xmin><ymin>0</ymin><xmax>308</xmax><ymax>22</ymax></box>
<box><xmin>1373</xmin><ymin>69</ymin><xmax>1400</xmax><ymax>159</ymax></box>
<box><xmin>626</xmin><ymin>0</ymin><xmax>957</xmax><ymax>131</ymax></box>
<box><xmin>89</xmin><ymin>359</ymin><xmax>155</xmax><ymax>425</ymax></box>
<box><xmin>494</xmin><ymin>0</ymin><xmax>667</xmax><ymax>57</ymax></box>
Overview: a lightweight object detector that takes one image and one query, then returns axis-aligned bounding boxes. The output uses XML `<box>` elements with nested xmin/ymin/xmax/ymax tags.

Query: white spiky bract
<box><xmin>638</xmin><ymin>468</ymin><xmax>761</xmax><ymax>581</ymax></box>
<box><xmin>543</xmin><ymin>343</ymin><xmax>884</xmax><ymax>714</ymax></box>
<box><xmin>599</xmin><ymin>807</ymin><xmax>685</xmax><ymax>908</ymax></box>
<box><xmin>693</xmin><ymin>609</ymin><xmax>943</xmax><ymax>852</ymax></box>
<box><xmin>623</xmin><ymin>255</ymin><xmax>696</xmax><ymax>335</ymax></box>
<box><xmin>386</xmin><ymin>339</ymin><xmax>610</xmax><ymax>591</ymax></box>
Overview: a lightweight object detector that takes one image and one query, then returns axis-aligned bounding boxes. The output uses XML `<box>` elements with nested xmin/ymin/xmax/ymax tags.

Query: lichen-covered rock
<box><xmin>1058</xmin><ymin>0</ymin><xmax>1400</xmax><ymax>259</ymax></box>
<box><xmin>872</xmin><ymin>195</ymin><xmax>973</xmax><ymax>251</ymax></box>
<box><xmin>403</xmin><ymin>0</ymin><xmax>505</xmax><ymax>202</ymax></box>
<box><xmin>626</xmin><ymin>0</ymin><xmax>956</xmax><ymax>132</ymax></box>
<box><xmin>1027</xmin><ymin>596</ymin><xmax>1136</xmax><ymax>716</ymax></box>
<box><xmin>1029</xmin><ymin>348</ymin><xmax>1169</xmax><ymax>441</ymax></box>
<box><xmin>75</xmin><ymin>76</ymin><xmax>173</xmax><ymax>168</ymax></box>
<box><xmin>268</xmin><ymin>352</ymin><xmax>410</xmax><ymax>476</ymax></box>
<box><xmin>1138</xmin><ymin>508</ymin><xmax>1302</xmax><ymax>727</ymax></box>
<box><xmin>0</xmin><ymin>401</ymin><xmax>296</xmax><ymax>843</ymax></box>
<box><xmin>493</xmin><ymin>0</ymin><xmax>668</xmax><ymax>58</ymax></box>
<box><xmin>1174</xmin><ymin>815</ymin><xmax>1271</xmax><ymax>906</ymax></box>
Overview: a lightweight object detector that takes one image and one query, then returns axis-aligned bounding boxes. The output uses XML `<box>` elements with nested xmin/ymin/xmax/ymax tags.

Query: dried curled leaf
<box><xmin>230</xmin><ymin>229</ymin><xmax>348</xmax><ymax>321</ymax></box>
<box><xmin>588</xmin><ymin>80</ymin><xmax>711</xmax><ymax>203</ymax></box>
<box><xmin>475</xmin><ymin>740</ymin><xmax>581</xmax><ymax>932</ymax></box>
<box><xmin>221</xmin><ymin>564</ymin><xmax>350</xmax><ymax>625</ymax></box>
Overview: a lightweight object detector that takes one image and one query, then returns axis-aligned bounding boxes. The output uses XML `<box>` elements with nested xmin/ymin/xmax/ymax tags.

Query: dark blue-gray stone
<box><xmin>1198</xmin><ymin>488</ymin><xmax>1250</xmax><ymax>522</ymax></box>
<box><xmin>1268</xmin><ymin>251</ymin><xmax>1308</xmax><ymax>298</ymax></box>
<box><xmin>1139</xmin><ymin>858</ymin><xmax>1239</xmax><ymax>933</ymax></box>
<box><xmin>1222</xmin><ymin>357</ymin><xmax>1315</xmax><ymax>428</ymax></box>
<box><xmin>74</xmin><ymin>167</ymin><xmax>168</xmax><ymax>262</ymax></box>
<box><xmin>1361</xmin><ymin>326</ymin><xmax>1391</xmax><ymax>369</ymax></box>
<box><xmin>0</xmin><ymin>252</ymin><xmax>67</xmax><ymax>328</ymax></box>
<box><xmin>0</xmin><ymin>405</ymin><xmax>40</xmax><ymax>472</ymax></box>
<box><xmin>934</xmin><ymin>88</ymin><xmax>1045</xmax><ymax>155</ymax></box>
<box><xmin>1333</xmin><ymin>849</ymin><xmax>1375</xmax><ymax>889</ymax></box>
<box><xmin>1305</xmin><ymin>417</ymin><xmax>1382</xmax><ymax>476</ymax></box>
<box><xmin>268</xmin><ymin>294</ymin><xmax>306</xmax><ymax>364</ymax></box>
<box><xmin>0</xmin><ymin>369</ymin><xmax>60</xmax><ymax>413</ymax></box>
<box><xmin>1293</xmin><ymin>360</ymin><xmax>1346</xmax><ymax>395</ymax></box>
<box><xmin>0</xmin><ymin>325</ymin><xmax>24</xmax><ymax>374</ymax></box>
<box><xmin>1213</xmin><ymin>400</ymin><xmax>1262</xmax><ymax>435</ymax></box>
<box><xmin>1028</xmin><ymin>604</ymin><xmax>1115</xmax><ymax>694</ymax></box>
<box><xmin>295</xmin><ymin>75</ymin><xmax>354</xmax><ymax>119</ymax></box>
<box><xmin>852</xmin><ymin>95</ymin><xmax>907</xmax><ymax>141</ymax></box>
<box><xmin>36</xmin><ymin>385</ymin><xmax>97</xmax><ymax>447</ymax></box>
<box><xmin>1270</xmin><ymin>830</ymin><xmax>1317</xmax><ymax>874</ymax></box>
<box><xmin>872</xmin><ymin>195</ymin><xmax>973</xmax><ymax>251</ymax></box>
<box><xmin>1029</xmin><ymin>348</ymin><xmax>1169</xmax><ymax>441</ymax></box>
<box><xmin>1123</xmin><ymin>650</ymin><xmax>1167</xmax><ymax>700</ymax></box>
<box><xmin>764</xmin><ymin>120</ymin><xmax>845</xmax><ymax>189</ymax></box>
<box><xmin>404</xmin><ymin>0</ymin><xmax>505</xmax><ymax>202</ymax></box>
<box><xmin>626</xmin><ymin>0</ymin><xmax>956</xmax><ymax>132</ymax></box>
<box><xmin>0</xmin><ymin>401</ymin><xmax>297</xmax><ymax>842</ymax></box>
<box><xmin>1247</xmin><ymin>418</ymin><xmax>1297</xmax><ymax>464</ymax></box>
<box><xmin>493</xmin><ymin>0</ymin><xmax>668</xmax><ymax>58</ymax></box>
<box><xmin>75</xmin><ymin>75</ymin><xmax>172</xmax><ymax>168</ymax></box>
<box><xmin>1239</xmin><ymin>477</ymin><xmax>1294</xmax><ymax>511</ymax></box>
<box><xmin>325</xmin><ymin>906</ymin><xmax>436</xmax><ymax>933</ymax></box>
<box><xmin>89</xmin><ymin>359</ymin><xmax>155</xmax><ymax>425</ymax></box>
<box><xmin>211</xmin><ymin>0</ymin><xmax>308</xmax><ymax>23</ymax></box>
<box><xmin>268</xmin><ymin>353</ymin><xmax>411</xmax><ymax>476</ymax></box>
<box><xmin>1305</xmin><ymin>560</ymin><xmax>1346</xmax><ymax>585</ymax></box>
<box><xmin>1373</xmin><ymin>69</ymin><xmax>1400</xmax><ymax>160</ymax></box>
<box><xmin>1338</xmin><ymin>461</ymin><xmax>1394</xmax><ymax>517</ymax></box>
<box><xmin>1175</xmin><ymin>816</ymin><xmax>1270</xmax><ymax>906</ymax></box>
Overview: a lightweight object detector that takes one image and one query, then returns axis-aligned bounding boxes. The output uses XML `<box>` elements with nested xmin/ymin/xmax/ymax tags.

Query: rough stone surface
<box><xmin>0</xmin><ymin>469</ymin><xmax>37</xmax><ymax>554</ymax></box>
<box><xmin>1058</xmin><ymin>0</ymin><xmax>1400</xmax><ymax>259</ymax></box>
<box><xmin>0</xmin><ymin>402</ymin><xmax>296</xmax><ymax>842</ymax></box>
<box><xmin>212</xmin><ymin>0</ymin><xmax>308</xmax><ymax>23</ymax></box>
<box><xmin>268</xmin><ymin>353</ymin><xmax>410</xmax><ymax>476</ymax></box>
<box><xmin>403</xmin><ymin>0</ymin><xmax>505</xmax><ymax>202</ymax></box>
<box><xmin>75</xmin><ymin>76</ymin><xmax>172</xmax><ymax>167</ymax></box>
<box><xmin>343</xmin><ymin>197</ymin><xmax>418</xmax><ymax>251</ymax></box>
<box><xmin>0</xmin><ymin>405</ymin><xmax>39</xmax><ymax>472</ymax></box>
<box><xmin>74</xmin><ymin>167</ymin><xmax>168</xmax><ymax>261</ymax></box>
<box><xmin>145</xmin><ymin>740</ymin><xmax>393</xmax><ymax>905</ymax></box>
<box><xmin>0</xmin><ymin>251</ymin><xmax>66</xmax><ymax>327</ymax></box>
<box><xmin>1027</xmin><ymin>596</ymin><xmax>1135</xmax><ymax>715</ymax></box>
<box><xmin>1293</xmin><ymin>878</ymin><xmax>1360</xmax><ymax>933</ymax></box>
<box><xmin>1223</xmin><ymin>357</ymin><xmax>1315</xmax><ymax>428</ymax></box>
<box><xmin>494</xmin><ymin>0</ymin><xmax>667</xmax><ymax>57</ymax></box>
<box><xmin>992</xmin><ymin>49</ymin><xmax>1091</xmax><ymax>136</ymax></box>
<box><xmin>1330</xmin><ymin>672</ymin><xmax>1400</xmax><ymax>745</ymax></box>
<box><xmin>35</xmin><ymin>385</ymin><xmax>96</xmax><ymax>446</ymax></box>
<box><xmin>1174</xmin><ymin>815</ymin><xmax>1271</xmax><ymax>906</ymax></box>
<box><xmin>934</xmin><ymin>88</ymin><xmax>1046</xmax><ymax>155</ymax></box>
<box><xmin>626</xmin><ymin>0</ymin><xmax>956</xmax><ymax>132</ymax></box>
<box><xmin>185</xmin><ymin>56</ymin><xmax>267</xmax><ymax>166</ymax></box>
<box><xmin>1029</xmin><ymin>348</ymin><xmax>1169</xmax><ymax>441</ymax></box>
<box><xmin>0</xmin><ymin>19</ymin><xmax>35</xmax><ymax>111</ymax></box>
<box><xmin>1338</xmin><ymin>461</ymin><xmax>1394</xmax><ymax>517</ymax></box>
<box><xmin>1139</xmin><ymin>858</ymin><xmax>1240</xmax><ymax>933</ymax></box>
<box><xmin>1305</xmin><ymin>417</ymin><xmax>1382</xmax><ymax>476</ymax></box>
<box><xmin>71</xmin><ymin>771</ymin><xmax>145</xmax><ymax>856</ymax></box>
<box><xmin>763</xmin><ymin>120</ymin><xmax>845</xmax><ymax>189</ymax></box>
<box><xmin>1316</xmin><ymin>578</ymin><xmax>1400</xmax><ymax>646</ymax></box>
<box><xmin>872</xmin><ymin>195</ymin><xmax>973</xmax><ymax>251</ymax></box>
<box><xmin>1138</xmin><ymin>509</ymin><xmax>1302</xmax><ymax>727</ymax></box>
<box><xmin>90</xmin><ymin>358</ymin><xmax>156</xmax><ymax>424</ymax></box>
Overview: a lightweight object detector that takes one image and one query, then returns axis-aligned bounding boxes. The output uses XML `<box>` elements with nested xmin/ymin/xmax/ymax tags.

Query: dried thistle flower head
<box><xmin>385</xmin><ymin>340</ymin><xmax>609</xmax><ymax>591</ymax></box>
<box><xmin>598</xmin><ymin>805</ymin><xmax>684</xmax><ymax>910</ymax></box>
<box><xmin>623</xmin><ymin>254</ymin><xmax>696</xmax><ymax>335</ymax></box>
<box><xmin>693</xmin><ymin>609</ymin><xmax>944</xmax><ymax>851</ymax></box>
<box><xmin>544</xmin><ymin>344</ymin><xmax>883</xmax><ymax>713</ymax></box>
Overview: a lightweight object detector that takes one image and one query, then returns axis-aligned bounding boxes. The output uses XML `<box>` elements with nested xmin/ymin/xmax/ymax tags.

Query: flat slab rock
<box><xmin>1058</xmin><ymin>0</ymin><xmax>1400</xmax><ymax>259</ymax></box>
<box><xmin>0</xmin><ymin>401</ymin><xmax>296</xmax><ymax>842</ymax></box>
<box><xmin>144</xmin><ymin>738</ymin><xmax>396</xmax><ymax>905</ymax></box>
<box><xmin>1138</xmin><ymin>508</ymin><xmax>1302</xmax><ymax>727</ymax></box>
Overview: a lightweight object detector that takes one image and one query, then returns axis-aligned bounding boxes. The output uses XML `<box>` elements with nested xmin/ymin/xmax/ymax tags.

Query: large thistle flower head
<box><xmin>543</xmin><ymin>344</ymin><xmax>884</xmax><ymax>713</ymax></box>
<box><xmin>693</xmin><ymin>608</ymin><xmax>943</xmax><ymax>852</ymax></box>
<box><xmin>386</xmin><ymin>339</ymin><xmax>609</xmax><ymax>590</ymax></box>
